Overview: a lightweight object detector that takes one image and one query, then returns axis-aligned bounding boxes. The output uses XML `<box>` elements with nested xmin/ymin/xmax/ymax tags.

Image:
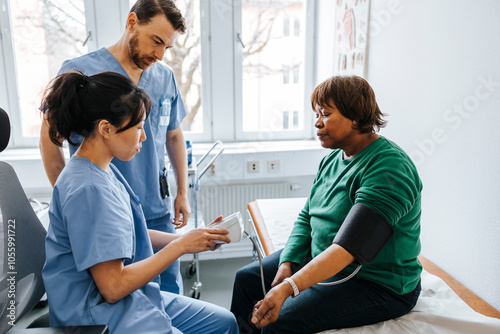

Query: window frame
<box><xmin>185</xmin><ymin>0</ymin><xmax>212</xmax><ymax>143</ymax></box>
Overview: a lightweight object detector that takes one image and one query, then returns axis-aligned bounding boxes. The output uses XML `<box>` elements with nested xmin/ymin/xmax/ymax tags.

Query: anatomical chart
<box><xmin>334</xmin><ymin>0</ymin><xmax>369</xmax><ymax>77</ymax></box>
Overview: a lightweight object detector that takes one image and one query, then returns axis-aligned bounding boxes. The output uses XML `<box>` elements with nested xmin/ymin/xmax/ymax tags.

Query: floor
<box><xmin>180</xmin><ymin>256</ymin><xmax>254</xmax><ymax>310</ymax></box>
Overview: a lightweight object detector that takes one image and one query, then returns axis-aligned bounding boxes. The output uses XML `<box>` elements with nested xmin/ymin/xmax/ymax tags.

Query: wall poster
<box><xmin>334</xmin><ymin>0</ymin><xmax>370</xmax><ymax>77</ymax></box>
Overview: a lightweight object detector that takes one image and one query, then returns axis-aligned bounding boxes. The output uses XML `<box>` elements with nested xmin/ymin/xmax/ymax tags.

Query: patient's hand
<box><xmin>271</xmin><ymin>262</ymin><xmax>293</xmax><ymax>287</ymax></box>
<box><xmin>251</xmin><ymin>282</ymin><xmax>293</xmax><ymax>328</ymax></box>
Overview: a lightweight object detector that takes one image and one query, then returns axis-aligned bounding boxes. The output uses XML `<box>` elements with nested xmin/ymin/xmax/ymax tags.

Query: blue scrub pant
<box><xmin>230</xmin><ymin>250</ymin><xmax>421</xmax><ymax>334</ymax></box>
<box><xmin>163</xmin><ymin>291</ymin><xmax>239</xmax><ymax>334</ymax></box>
<box><xmin>148</xmin><ymin>214</ymin><xmax>183</xmax><ymax>295</ymax></box>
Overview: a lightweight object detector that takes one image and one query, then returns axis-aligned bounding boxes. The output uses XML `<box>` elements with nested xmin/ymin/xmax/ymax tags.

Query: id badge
<box><xmin>159</xmin><ymin>98</ymin><xmax>171</xmax><ymax>127</ymax></box>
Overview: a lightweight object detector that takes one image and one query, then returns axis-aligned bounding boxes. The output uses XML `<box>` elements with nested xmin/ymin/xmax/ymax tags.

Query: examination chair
<box><xmin>0</xmin><ymin>108</ymin><xmax>108</xmax><ymax>334</ymax></box>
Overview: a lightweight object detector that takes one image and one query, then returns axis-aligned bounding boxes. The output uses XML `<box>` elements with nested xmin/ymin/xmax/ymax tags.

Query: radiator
<box><xmin>196</xmin><ymin>183</ymin><xmax>294</xmax><ymax>229</ymax></box>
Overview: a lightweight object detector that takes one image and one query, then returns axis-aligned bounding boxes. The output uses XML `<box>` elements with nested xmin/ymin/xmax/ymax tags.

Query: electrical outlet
<box><xmin>247</xmin><ymin>161</ymin><xmax>260</xmax><ymax>173</ymax></box>
<box><xmin>267</xmin><ymin>160</ymin><xmax>281</xmax><ymax>173</ymax></box>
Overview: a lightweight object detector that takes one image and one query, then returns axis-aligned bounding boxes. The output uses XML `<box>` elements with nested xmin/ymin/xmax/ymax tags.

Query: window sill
<box><xmin>2</xmin><ymin>139</ymin><xmax>323</xmax><ymax>160</ymax></box>
<box><xmin>191</xmin><ymin>139</ymin><xmax>321</xmax><ymax>155</ymax></box>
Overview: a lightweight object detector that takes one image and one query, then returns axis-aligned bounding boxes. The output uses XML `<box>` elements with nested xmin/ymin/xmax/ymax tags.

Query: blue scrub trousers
<box><xmin>230</xmin><ymin>250</ymin><xmax>421</xmax><ymax>334</ymax></box>
<box><xmin>164</xmin><ymin>291</ymin><xmax>238</xmax><ymax>334</ymax></box>
<box><xmin>148</xmin><ymin>214</ymin><xmax>183</xmax><ymax>295</ymax></box>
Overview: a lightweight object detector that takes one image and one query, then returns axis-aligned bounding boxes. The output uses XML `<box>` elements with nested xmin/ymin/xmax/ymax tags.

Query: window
<box><xmin>292</xmin><ymin>110</ymin><xmax>299</xmax><ymax>128</ymax></box>
<box><xmin>169</xmin><ymin>0</ymin><xmax>204</xmax><ymax>136</ymax></box>
<box><xmin>282</xmin><ymin>66</ymin><xmax>300</xmax><ymax>85</ymax></box>
<box><xmin>282</xmin><ymin>69</ymin><xmax>290</xmax><ymax>84</ymax></box>
<box><xmin>282</xmin><ymin>110</ymin><xmax>299</xmax><ymax>130</ymax></box>
<box><xmin>292</xmin><ymin>66</ymin><xmax>300</xmax><ymax>84</ymax></box>
<box><xmin>283</xmin><ymin>111</ymin><xmax>289</xmax><ymax>129</ymax></box>
<box><xmin>293</xmin><ymin>16</ymin><xmax>300</xmax><ymax>37</ymax></box>
<box><xmin>1</xmin><ymin>0</ymin><xmax>315</xmax><ymax>147</ymax></box>
<box><xmin>283</xmin><ymin>16</ymin><xmax>290</xmax><ymax>36</ymax></box>
<box><xmin>236</xmin><ymin>0</ymin><xmax>313</xmax><ymax>140</ymax></box>
<box><xmin>283</xmin><ymin>16</ymin><xmax>300</xmax><ymax>38</ymax></box>
<box><xmin>0</xmin><ymin>0</ymin><xmax>88</xmax><ymax>146</ymax></box>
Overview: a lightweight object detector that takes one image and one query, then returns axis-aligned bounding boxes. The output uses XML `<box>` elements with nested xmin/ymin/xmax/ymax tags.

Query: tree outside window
<box><xmin>8</xmin><ymin>0</ymin><xmax>87</xmax><ymax>138</ymax></box>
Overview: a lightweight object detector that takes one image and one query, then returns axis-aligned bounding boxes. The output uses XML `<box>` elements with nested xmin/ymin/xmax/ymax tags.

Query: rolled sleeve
<box><xmin>355</xmin><ymin>155</ymin><xmax>422</xmax><ymax>225</ymax></box>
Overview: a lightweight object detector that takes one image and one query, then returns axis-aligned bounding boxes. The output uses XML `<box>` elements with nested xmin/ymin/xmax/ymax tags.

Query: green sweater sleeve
<box><xmin>355</xmin><ymin>151</ymin><xmax>422</xmax><ymax>225</ymax></box>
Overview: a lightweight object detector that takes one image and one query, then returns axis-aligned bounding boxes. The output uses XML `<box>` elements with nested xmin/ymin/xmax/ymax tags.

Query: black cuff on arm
<box><xmin>333</xmin><ymin>204</ymin><xmax>395</xmax><ymax>264</ymax></box>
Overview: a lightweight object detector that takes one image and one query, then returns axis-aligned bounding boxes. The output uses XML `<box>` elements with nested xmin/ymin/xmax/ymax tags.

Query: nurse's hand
<box><xmin>173</xmin><ymin>194</ymin><xmax>191</xmax><ymax>229</ymax></box>
<box><xmin>178</xmin><ymin>216</ymin><xmax>231</xmax><ymax>254</ymax></box>
<box><xmin>251</xmin><ymin>282</ymin><xmax>293</xmax><ymax>328</ymax></box>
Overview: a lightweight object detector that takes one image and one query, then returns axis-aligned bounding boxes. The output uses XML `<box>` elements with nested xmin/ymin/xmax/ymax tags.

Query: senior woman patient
<box><xmin>231</xmin><ymin>75</ymin><xmax>422</xmax><ymax>333</ymax></box>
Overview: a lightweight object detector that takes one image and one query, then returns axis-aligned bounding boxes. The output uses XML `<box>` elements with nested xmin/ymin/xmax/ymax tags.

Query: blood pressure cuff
<box><xmin>333</xmin><ymin>204</ymin><xmax>395</xmax><ymax>264</ymax></box>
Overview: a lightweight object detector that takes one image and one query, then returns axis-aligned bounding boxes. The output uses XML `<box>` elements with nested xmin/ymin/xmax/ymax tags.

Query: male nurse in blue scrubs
<box><xmin>40</xmin><ymin>0</ymin><xmax>189</xmax><ymax>294</ymax></box>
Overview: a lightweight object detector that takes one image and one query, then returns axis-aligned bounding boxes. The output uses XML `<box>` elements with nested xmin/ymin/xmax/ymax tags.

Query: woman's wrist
<box><xmin>168</xmin><ymin>237</ymin><xmax>186</xmax><ymax>255</ymax></box>
<box><xmin>283</xmin><ymin>277</ymin><xmax>300</xmax><ymax>298</ymax></box>
<box><xmin>279</xmin><ymin>279</ymin><xmax>295</xmax><ymax>298</ymax></box>
<box><xmin>280</xmin><ymin>261</ymin><xmax>293</xmax><ymax>270</ymax></box>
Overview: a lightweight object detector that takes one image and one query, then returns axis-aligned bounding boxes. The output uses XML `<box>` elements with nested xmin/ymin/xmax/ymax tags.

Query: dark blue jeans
<box><xmin>230</xmin><ymin>250</ymin><xmax>420</xmax><ymax>334</ymax></box>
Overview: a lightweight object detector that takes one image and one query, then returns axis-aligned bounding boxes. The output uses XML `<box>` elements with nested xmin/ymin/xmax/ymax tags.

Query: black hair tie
<box><xmin>79</xmin><ymin>75</ymin><xmax>88</xmax><ymax>89</ymax></box>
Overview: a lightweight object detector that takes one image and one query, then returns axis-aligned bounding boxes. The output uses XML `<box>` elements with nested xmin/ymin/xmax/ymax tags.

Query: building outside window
<box><xmin>240</xmin><ymin>0</ymin><xmax>307</xmax><ymax>136</ymax></box>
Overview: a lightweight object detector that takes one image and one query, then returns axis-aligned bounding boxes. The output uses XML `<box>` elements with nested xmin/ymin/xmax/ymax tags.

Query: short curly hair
<box><xmin>311</xmin><ymin>75</ymin><xmax>387</xmax><ymax>133</ymax></box>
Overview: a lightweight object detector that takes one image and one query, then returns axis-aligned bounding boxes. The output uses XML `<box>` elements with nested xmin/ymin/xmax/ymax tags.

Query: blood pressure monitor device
<box><xmin>208</xmin><ymin>212</ymin><xmax>244</xmax><ymax>244</ymax></box>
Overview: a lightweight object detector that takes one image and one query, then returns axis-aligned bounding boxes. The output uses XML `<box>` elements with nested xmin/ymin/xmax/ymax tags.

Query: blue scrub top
<box><xmin>42</xmin><ymin>157</ymin><xmax>175</xmax><ymax>333</ymax></box>
<box><xmin>58</xmin><ymin>48</ymin><xmax>187</xmax><ymax>220</ymax></box>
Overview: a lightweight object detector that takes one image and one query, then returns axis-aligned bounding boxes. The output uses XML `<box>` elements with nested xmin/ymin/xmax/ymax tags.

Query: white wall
<box><xmin>365</xmin><ymin>0</ymin><xmax>500</xmax><ymax>310</ymax></box>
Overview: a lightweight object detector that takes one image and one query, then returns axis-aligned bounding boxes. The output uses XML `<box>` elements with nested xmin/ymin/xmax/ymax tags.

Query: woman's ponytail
<box><xmin>42</xmin><ymin>71</ymin><xmax>94</xmax><ymax>146</ymax></box>
<box><xmin>41</xmin><ymin>70</ymin><xmax>151</xmax><ymax>146</ymax></box>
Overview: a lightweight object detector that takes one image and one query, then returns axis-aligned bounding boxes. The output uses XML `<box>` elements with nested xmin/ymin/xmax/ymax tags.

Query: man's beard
<box><xmin>129</xmin><ymin>33</ymin><xmax>148</xmax><ymax>70</ymax></box>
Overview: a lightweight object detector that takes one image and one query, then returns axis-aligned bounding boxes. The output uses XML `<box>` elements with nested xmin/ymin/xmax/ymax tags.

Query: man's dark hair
<box><xmin>130</xmin><ymin>0</ymin><xmax>186</xmax><ymax>33</ymax></box>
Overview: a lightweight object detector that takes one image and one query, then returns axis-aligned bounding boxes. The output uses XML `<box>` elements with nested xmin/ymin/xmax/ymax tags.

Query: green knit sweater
<box><xmin>280</xmin><ymin>137</ymin><xmax>423</xmax><ymax>295</ymax></box>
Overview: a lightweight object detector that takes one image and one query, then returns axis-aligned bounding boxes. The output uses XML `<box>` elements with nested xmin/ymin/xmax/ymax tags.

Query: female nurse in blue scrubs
<box><xmin>41</xmin><ymin>71</ymin><xmax>239</xmax><ymax>334</ymax></box>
